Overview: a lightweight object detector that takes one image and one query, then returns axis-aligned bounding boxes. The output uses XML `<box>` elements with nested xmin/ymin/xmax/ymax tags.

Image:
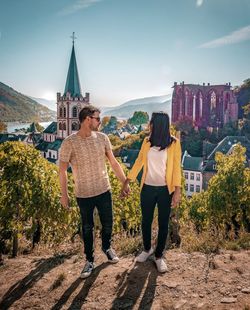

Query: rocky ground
<box><xmin>0</xmin><ymin>244</ymin><xmax>249</xmax><ymax>310</ymax></box>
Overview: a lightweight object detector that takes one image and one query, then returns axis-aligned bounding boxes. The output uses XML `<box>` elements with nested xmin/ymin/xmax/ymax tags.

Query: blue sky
<box><xmin>0</xmin><ymin>0</ymin><xmax>249</xmax><ymax>107</ymax></box>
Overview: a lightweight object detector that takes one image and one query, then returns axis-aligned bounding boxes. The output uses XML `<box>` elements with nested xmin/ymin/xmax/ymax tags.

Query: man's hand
<box><xmin>171</xmin><ymin>187</ymin><xmax>181</xmax><ymax>208</ymax></box>
<box><xmin>60</xmin><ymin>194</ymin><xmax>70</xmax><ymax>209</ymax></box>
<box><xmin>121</xmin><ymin>180</ymin><xmax>131</xmax><ymax>198</ymax></box>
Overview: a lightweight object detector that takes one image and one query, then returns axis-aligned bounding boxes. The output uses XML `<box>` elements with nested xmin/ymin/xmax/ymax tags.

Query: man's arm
<box><xmin>59</xmin><ymin>160</ymin><xmax>70</xmax><ymax>208</ymax></box>
<box><xmin>105</xmin><ymin>149</ymin><xmax>127</xmax><ymax>184</ymax></box>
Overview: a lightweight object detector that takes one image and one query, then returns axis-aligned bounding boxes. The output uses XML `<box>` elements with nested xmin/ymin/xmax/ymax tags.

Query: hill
<box><xmin>30</xmin><ymin>97</ymin><xmax>57</xmax><ymax>112</ymax></box>
<box><xmin>0</xmin><ymin>82</ymin><xmax>56</xmax><ymax>122</ymax></box>
<box><xmin>101</xmin><ymin>95</ymin><xmax>172</xmax><ymax>119</ymax></box>
<box><xmin>0</xmin><ymin>243</ymin><xmax>249</xmax><ymax>309</ymax></box>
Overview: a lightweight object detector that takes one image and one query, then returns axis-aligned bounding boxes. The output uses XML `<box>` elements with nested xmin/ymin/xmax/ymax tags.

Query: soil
<box><xmin>0</xmin><ymin>243</ymin><xmax>249</xmax><ymax>310</ymax></box>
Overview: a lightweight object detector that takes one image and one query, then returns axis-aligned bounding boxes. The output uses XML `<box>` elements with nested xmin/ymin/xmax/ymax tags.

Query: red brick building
<box><xmin>171</xmin><ymin>82</ymin><xmax>238</xmax><ymax>128</ymax></box>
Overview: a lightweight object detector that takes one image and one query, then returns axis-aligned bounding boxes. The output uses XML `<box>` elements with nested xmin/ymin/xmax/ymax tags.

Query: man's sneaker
<box><xmin>135</xmin><ymin>248</ymin><xmax>154</xmax><ymax>263</ymax></box>
<box><xmin>105</xmin><ymin>248</ymin><xmax>119</xmax><ymax>263</ymax></box>
<box><xmin>80</xmin><ymin>261</ymin><xmax>95</xmax><ymax>279</ymax></box>
<box><xmin>154</xmin><ymin>257</ymin><xmax>168</xmax><ymax>273</ymax></box>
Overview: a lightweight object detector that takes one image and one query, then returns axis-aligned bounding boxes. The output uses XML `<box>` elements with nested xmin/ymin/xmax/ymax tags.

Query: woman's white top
<box><xmin>144</xmin><ymin>146</ymin><xmax>167</xmax><ymax>186</ymax></box>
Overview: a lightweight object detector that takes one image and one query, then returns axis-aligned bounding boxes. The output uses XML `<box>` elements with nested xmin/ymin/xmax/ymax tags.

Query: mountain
<box><xmin>30</xmin><ymin>97</ymin><xmax>56</xmax><ymax>111</ymax></box>
<box><xmin>101</xmin><ymin>95</ymin><xmax>172</xmax><ymax>119</ymax></box>
<box><xmin>0</xmin><ymin>82</ymin><xmax>56</xmax><ymax>122</ymax></box>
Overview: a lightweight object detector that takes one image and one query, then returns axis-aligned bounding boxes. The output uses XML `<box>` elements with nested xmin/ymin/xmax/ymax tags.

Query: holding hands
<box><xmin>121</xmin><ymin>178</ymin><xmax>131</xmax><ymax>198</ymax></box>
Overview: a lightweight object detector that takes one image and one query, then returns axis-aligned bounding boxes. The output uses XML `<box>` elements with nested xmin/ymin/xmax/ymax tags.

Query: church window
<box><xmin>72</xmin><ymin>106</ymin><xmax>78</xmax><ymax>118</ymax></box>
<box><xmin>59</xmin><ymin>122</ymin><xmax>63</xmax><ymax>130</ymax></box>
<box><xmin>210</xmin><ymin>91</ymin><xmax>216</xmax><ymax>110</ymax></box>
<box><xmin>59</xmin><ymin>107</ymin><xmax>63</xmax><ymax>117</ymax></box>
<box><xmin>63</xmin><ymin>107</ymin><xmax>66</xmax><ymax>117</ymax></box>
<box><xmin>63</xmin><ymin>123</ymin><xmax>66</xmax><ymax>130</ymax></box>
<box><xmin>72</xmin><ymin>122</ymin><xmax>79</xmax><ymax>131</ymax></box>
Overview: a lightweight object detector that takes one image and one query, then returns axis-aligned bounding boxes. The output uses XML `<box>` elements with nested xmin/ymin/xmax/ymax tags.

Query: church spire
<box><xmin>64</xmin><ymin>32</ymin><xmax>82</xmax><ymax>97</ymax></box>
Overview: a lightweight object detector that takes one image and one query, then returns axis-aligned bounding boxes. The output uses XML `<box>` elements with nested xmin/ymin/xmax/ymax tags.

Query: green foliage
<box><xmin>107</xmin><ymin>161</ymin><xmax>141</xmax><ymax>234</ymax></box>
<box><xmin>207</xmin><ymin>144</ymin><xmax>249</xmax><ymax>227</ymax></box>
<box><xmin>183</xmin><ymin>144</ymin><xmax>250</xmax><ymax>236</ymax></box>
<box><xmin>0</xmin><ymin>142</ymin><xmax>80</xmax><ymax>250</ymax></box>
<box><xmin>128</xmin><ymin>111</ymin><xmax>149</xmax><ymax>125</ymax></box>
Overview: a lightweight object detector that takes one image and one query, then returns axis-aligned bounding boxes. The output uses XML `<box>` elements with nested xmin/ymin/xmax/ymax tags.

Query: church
<box><xmin>171</xmin><ymin>82</ymin><xmax>238</xmax><ymax>129</ymax></box>
<box><xmin>36</xmin><ymin>34</ymin><xmax>90</xmax><ymax>163</ymax></box>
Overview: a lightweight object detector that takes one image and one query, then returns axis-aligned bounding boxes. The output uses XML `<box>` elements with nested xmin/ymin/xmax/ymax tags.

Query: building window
<box><xmin>190</xmin><ymin>173</ymin><xmax>194</xmax><ymax>180</ymax></box>
<box><xmin>63</xmin><ymin>123</ymin><xmax>66</xmax><ymax>130</ymax></box>
<box><xmin>72</xmin><ymin>106</ymin><xmax>78</xmax><ymax>118</ymax></box>
<box><xmin>59</xmin><ymin>122</ymin><xmax>63</xmax><ymax>130</ymax></box>
<box><xmin>49</xmin><ymin>151</ymin><xmax>51</xmax><ymax>158</ymax></box>
<box><xmin>196</xmin><ymin>185</ymin><xmax>200</xmax><ymax>192</ymax></box>
<box><xmin>72</xmin><ymin>122</ymin><xmax>79</xmax><ymax>131</ymax></box>
<box><xmin>196</xmin><ymin>174</ymin><xmax>200</xmax><ymax>181</ymax></box>
<box><xmin>210</xmin><ymin>91</ymin><xmax>216</xmax><ymax>110</ymax></box>
<box><xmin>185</xmin><ymin>172</ymin><xmax>188</xmax><ymax>179</ymax></box>
<box><xmin>63</xmin><ymin>107</ymin><xmax>66</xmax><ymax>117</ymax></box>
<box><xmin>59</xmin><ymin>107</ymin><xmax>63</xmax><ymax>117</ymax></box>
<box><xmin>190</xmin><ymin>184</ymin><xmax>194</xmax><ymax>192</ymax></box>
<box><xmin>185</xmin><ymin>184</ymin><xmax>188</xmax><ymax>191</ymax></box>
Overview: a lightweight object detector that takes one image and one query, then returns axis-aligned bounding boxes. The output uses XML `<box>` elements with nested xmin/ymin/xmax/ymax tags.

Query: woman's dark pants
<box><xmin>140</xmin><ymin>184</ymin><xmax>173</xmax><ymax>258</ymax></box>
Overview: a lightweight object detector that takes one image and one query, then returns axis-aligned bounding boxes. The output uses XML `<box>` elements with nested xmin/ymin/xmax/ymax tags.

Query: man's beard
<box><xmin>90</xmin><ymin>124</ymin><xmax>100</xmax><ymax>131</ymax></box>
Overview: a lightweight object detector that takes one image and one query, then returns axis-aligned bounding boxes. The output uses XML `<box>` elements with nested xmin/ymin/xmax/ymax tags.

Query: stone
<box><xmin>165</xmin><ymin>282</ymin><xmax>179</xmax><ymax>288</ymax></box>
<box><xmin>221</xmin><ymin>297</ymin><xmax>237</xmax><ymax>304</ymax></box>
<box><xmin>174</xmin><ymin>299</ymin><xmax>187</xmax><ymax>309</ymax></box>
<box><xmin>241</xmin><ymin>288</ymin><xmax>250</xmax><ymax>294</ymax></box>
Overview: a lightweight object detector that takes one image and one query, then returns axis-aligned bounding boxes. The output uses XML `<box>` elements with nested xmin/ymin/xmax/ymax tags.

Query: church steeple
<box><xmin>64</xmin><ymin>33</ymin><xmax>82</xmax><ymax>97</ymax></box>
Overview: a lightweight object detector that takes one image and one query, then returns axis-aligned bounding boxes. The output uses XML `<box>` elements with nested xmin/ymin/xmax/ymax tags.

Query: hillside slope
<box><xmin>101</xmin><ymin>95</ymin><xmax>171</xmax><ymax>119</ymax></box>
<box><xmin>0</xmin><ymin>82</ymin><xmax>56</xmax><ymax>122</ymax></box>
<box><xmin>0</xmin><ymin>245</ymin><xmax>249</xmax><ymax>309</ymax></box>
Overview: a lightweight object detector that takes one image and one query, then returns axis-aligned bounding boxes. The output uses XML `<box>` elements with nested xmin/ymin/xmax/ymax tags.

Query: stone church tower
<box><xmin>56</xmin><ymin>34</ymin><xmax>90</xmax><ymax>139</ymax></box>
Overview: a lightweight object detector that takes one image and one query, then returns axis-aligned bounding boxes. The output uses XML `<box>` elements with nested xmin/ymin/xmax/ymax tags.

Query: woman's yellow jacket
<box><xmin>127</xmin><ymin>137</ymin><xmax>182</xmax><ymax>194</ymax></box>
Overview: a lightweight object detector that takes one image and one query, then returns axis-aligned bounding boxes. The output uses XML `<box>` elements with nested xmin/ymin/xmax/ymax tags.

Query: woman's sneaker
<box><xmin>154</xmin><ymin>257</ymin><xmax>168</xmax><ymax>273</ymax></box>
<box><xmin>105</xmin><ymin>248</ymin><xmax>119</xmax><ymax>263</ymax></box>
<box><xmin>135</xmin><ymin>248</ymin><xmax>154</xmax><ymax>263</ymax></box>
<box><xmin>80</xmin><ymin>261</ymin><xmax>95</xmax><ymax>279</ymax></box>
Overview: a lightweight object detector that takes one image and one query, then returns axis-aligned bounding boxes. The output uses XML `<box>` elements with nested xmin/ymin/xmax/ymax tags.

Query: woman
<box><xmin>121</xmin><ymin>112</ymin><xmax>181</xmax><ymax>273</ymax></box>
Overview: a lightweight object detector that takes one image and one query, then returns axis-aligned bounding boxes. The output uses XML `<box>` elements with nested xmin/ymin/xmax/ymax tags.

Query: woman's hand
<box><xmin>171</xmin><ymin>187</ymin><xmax>181</xmax><ymax>208</ymax></box>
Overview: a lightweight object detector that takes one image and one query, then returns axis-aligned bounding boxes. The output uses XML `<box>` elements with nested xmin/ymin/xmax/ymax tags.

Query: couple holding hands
<box><xmin>59</xmin><ymin>105</ymin><xmax>181</xmax><ymax>279</ymax></box>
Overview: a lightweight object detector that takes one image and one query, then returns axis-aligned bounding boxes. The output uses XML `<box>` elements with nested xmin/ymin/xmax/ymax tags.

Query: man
<box><xmin>59</xmin><ymin>105</ymin><xmax>129</xmax><ymax>279</ymax></box>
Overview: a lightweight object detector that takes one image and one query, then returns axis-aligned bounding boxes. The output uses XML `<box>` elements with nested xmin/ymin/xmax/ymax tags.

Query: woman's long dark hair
<box><xmin>149</xmin><ymin>112</ymin><xmax>174</xmax><ymax>150</ymax></box>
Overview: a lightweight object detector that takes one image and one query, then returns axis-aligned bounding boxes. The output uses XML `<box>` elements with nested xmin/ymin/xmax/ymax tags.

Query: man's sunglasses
<box><xmin>90</xmin><ymin>116</ymin><xmax>101</xmax><ymax>122</ymax></box>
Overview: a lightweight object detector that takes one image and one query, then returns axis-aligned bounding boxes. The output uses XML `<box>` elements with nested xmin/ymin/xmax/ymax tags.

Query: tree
<box><xmin>0</xmin><ymin>121</ymin><xmax>7</xmax><ymax>133</ymax></box>
<box><xmin>207</xmin><ymin>144</ymin><xmax>250</xmax><ymax>235</ymax></box>
<box><xmin>174</xmin><ymin>116</ymin><xmax>193</xmax><ymax>134</ymax></box>
<box><xmin>0</xmin><ymin>142</ymin><xmax>79</xmax><ymax>257</ymax></box>
<box><xmin>101</xmin><ymin>116</ymin><xmax>111</xmax><ymax>129</ymax></box>
<box><xmin>128</xmin><ymin>111</ymin><xmax>149</xmax><ymax>125</ymax></box>
<box><xmin>26</xmin><ymin>122</ymin><xmax>44</xmax><ymax>133</ymax></box>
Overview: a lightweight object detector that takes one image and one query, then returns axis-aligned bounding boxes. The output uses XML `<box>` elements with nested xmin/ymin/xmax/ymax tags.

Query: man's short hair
<box><xmin>79</xmin><ymin>105</ymin><xmax>101</xmax><ymax>123</ymax></box>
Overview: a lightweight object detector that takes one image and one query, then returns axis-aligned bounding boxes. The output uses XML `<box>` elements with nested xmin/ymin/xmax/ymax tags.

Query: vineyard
<box><xmin>0</xmin><ymin>141</ymin><xmax>250</xmax><ymax>309</ymax></box>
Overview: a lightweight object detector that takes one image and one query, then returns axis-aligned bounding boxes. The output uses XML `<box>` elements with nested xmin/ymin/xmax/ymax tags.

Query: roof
<box><xmin>183</xmin><ymin>155</ymin><xmax>203</xmax><ymax>172</ymax></box>
<box><xmin>64</xmin><ymin>45</ymin><xmax>82</xmax><ymax>97</ymax></box>
<box><xmin>207</xmin><ymin>136</ymin><xmax>250</xmax><ymax>160</ymax></box>
<box><xmin>0</xmin><ymin>133</ymin><xmax>27</xmax><ymax>144</ymax></box>
<box><xmin>36</xmin><ymin>141</ymin><xmax>50</xmax><ymax>152</ymax></box>
<box><xmin>47</xmin><ymin>139</ymin><xmax>63</xmax><ymax>151</ymax></box>
<box><xmin>43</xmin><ymin>122</ymin><xmax>57</xmax><ymax>134</ymax></box>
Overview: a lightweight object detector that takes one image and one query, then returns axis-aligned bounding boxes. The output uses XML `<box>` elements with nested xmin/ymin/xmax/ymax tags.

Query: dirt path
<box><xmin>0</xmin><ymin>246</ymin><xmax>249</xmax><ymax>310</ymax></box>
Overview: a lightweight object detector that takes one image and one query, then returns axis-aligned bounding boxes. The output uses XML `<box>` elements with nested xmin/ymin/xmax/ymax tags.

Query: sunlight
<box><xmin>42</xmin><ymin>91</ymin><xmax>56</xmax><ymax>101</ymax></box>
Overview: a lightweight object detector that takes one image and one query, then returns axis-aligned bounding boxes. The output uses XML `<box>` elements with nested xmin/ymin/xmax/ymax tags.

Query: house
<box><xmin>182</xmin><ymin>151</ymin><xmax>203</xmax><ymax>197</ymax></box>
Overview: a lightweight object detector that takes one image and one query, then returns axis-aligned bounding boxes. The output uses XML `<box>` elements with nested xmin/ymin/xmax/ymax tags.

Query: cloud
<box><xmin>58</xmin><ymin>0</ymin><xmax>102</xmax><ymax>16</ymax></box>
<box><xmin>199</xmin><ymin>25</ymin><xmax>250</xmax><ymax>48</ymax></box>
<box><xmin>196</xmin><ymin>0</ymin><xmax>204</xmax><ymax>7</ymax></box>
